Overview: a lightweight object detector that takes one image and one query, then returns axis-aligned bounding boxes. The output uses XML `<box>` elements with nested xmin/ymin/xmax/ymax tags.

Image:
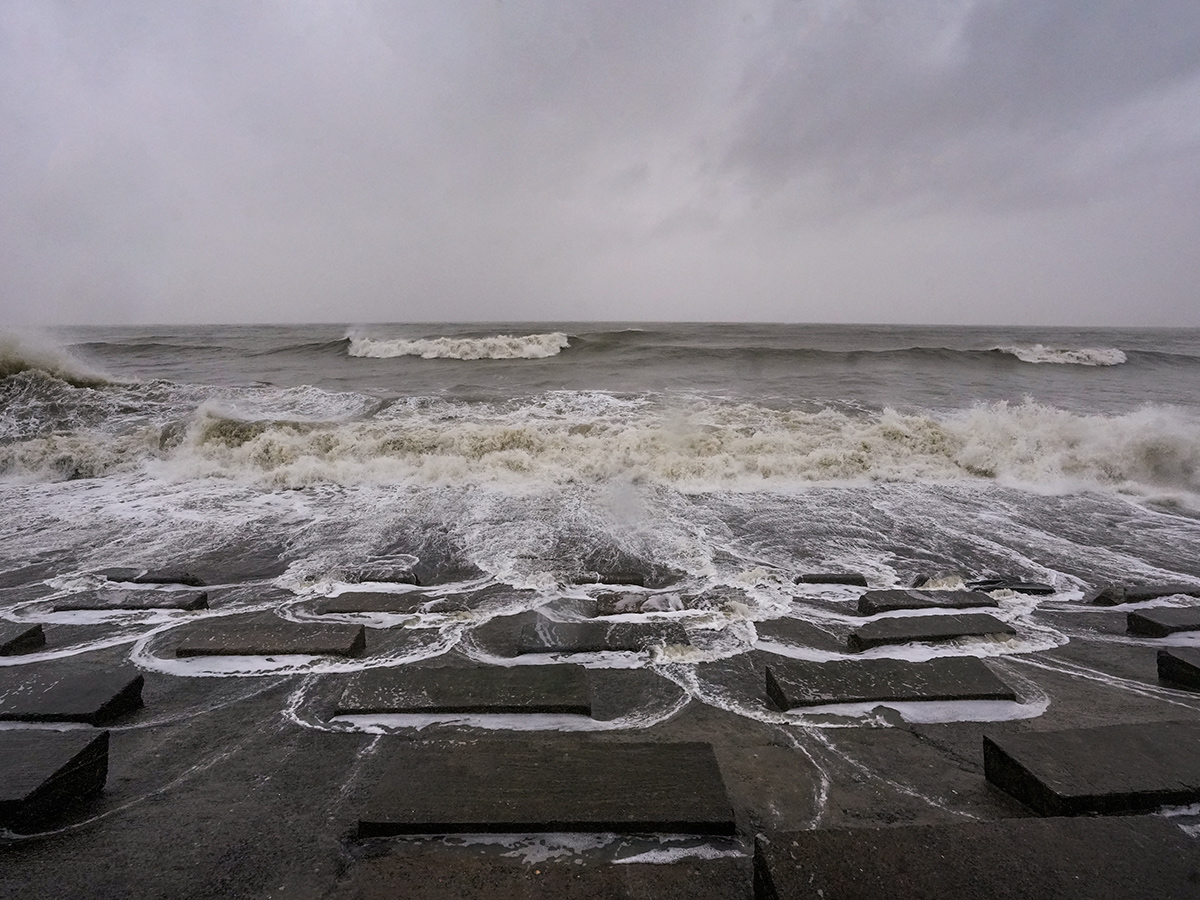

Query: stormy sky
<box><xmin>2</xmin><ymin>1</ymin><xmax>1198</xmax><ymax>326</ymax></box>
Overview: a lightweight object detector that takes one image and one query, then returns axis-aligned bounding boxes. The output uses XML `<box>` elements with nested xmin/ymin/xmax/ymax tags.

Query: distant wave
<box><xmin>0</xmin><ymin>332</ymin><xmax>114</xmax><ymax>387</ymax></box>
<box><xmin>993</xmin><ymin>344</ymin><xmax>1127</xmax><ymax>366</ymax></box>
<box><xmin>347</xmin><ymin>332</ymin><xmax>571</xmax><ymax>360</ymax></box>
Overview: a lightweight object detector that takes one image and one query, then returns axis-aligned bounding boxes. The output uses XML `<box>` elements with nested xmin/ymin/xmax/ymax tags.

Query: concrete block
<box><xmin>0</xmin><ymin>667</ymin><xmax>144</xmax><ymax>725</ymax></box>
<box><xmin>1127</xmin><ymin>607</ymin><xmax>1200</xmax><ymax>637</ymax></box>
<box><xmin>983</xmin><ymin>720</ymin><xmax>1200</xmax><ymax>815</ymax></box>
<box><xmin>358</xmin><ymin>739</ymin><xmax>734</xmax><ymax>836</ymax></box>
<box><xmin>848</xmin><ymin>613</ymin><xmax>1015</xmax><ymax>652</ymax></box>
<box><xmin>54</xmin><ymin>591</ymin><xmax>208</xmax><ymax>611</ymax></box>
<box><xmin>794</xmin><ymin>573</ymin><xmax>868</xmax><ymax>586</ymax></box>
<box><xmin>516</xmin><ymin>619</ymin><xmax>689</xmax><ymax>655</ymax></box>
<box><xmin>1156</xmin><ymin>648</ymin><xmax>1200</xmax><ymax>690</ymax></box>
<box><xmin>0</xmin><ymin>623</ymin><xmax>45</xmax><ymax>656</ymax></box>
<box><xmin>856</xmin><ymin>589</ymin><xmax>997</xmax><ymax>616</ymax></box>
<box><xmin>175</xmin><ymin>617</ymin><xmax>366</xmax><ymax>657</ymax></box>
<box><xmin>0</xmin><ymin>730</ymin><xmax>109</xmax><ymax>828</ymax></box>
<box><xmin>765</xmin><ymin>657</ymin><xmax>1015</xmax><ymax>709</ymax></box>
<box><xmin>335</xmin><ymin>665</ymin><xmax>591</xmax><ymax>716</ymax></box>
<box><xmin>754</xmin><ymin>816</ymin><xmax>1200</xmax><ymax>900</ymax></box>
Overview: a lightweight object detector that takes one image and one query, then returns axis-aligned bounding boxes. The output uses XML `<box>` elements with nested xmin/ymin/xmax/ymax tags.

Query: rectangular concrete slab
<box><xmin>54</xmin><ymin>591</ymin><xmax>208</xmax><ymax>611</ymax></box>
<box><xmin>0</xmin><ymin>730</ymin><xmax>109</xmax><ymax>828</ymax></box>
<box><xmin>1127</xmin><ymin>607</ymin><xmax>1200</xmax><ymax>637</ymax></box>
<box><xmin>856</xmin><ymin>589</ymin><xmax>998</xmax><ymax>616</ymax></box>
<box><xmin>754</xmin><ymin>816</ymin><xmax>1200</xmax><ymax>900</ymax></box>
<box><xmin>984</xmin><ymin>720</ymin><xmax>1200</xmax><ymax>815</ymax></box>
<box><xmin>315</xmin><ymin>592</ymin><xmax>427</xmax><ymax>614</ymax></box>
<box><xmin>335</xmin><ymin>665</ymin><xmax>592</xmax><ymax>716</ymax></box>
<box><xmin>0</xmin><ymin>668</ymin><xmax>144</xmax><ymax>725</ymax></box>
<box><xmin>795</xmin><ymin>573</ymin><xmax>868</xmax><ymax>586</ymax></box>
<box><xmin>765</xmin><ymin>656</ymin><xmax>1015</xmax><ymax>709</ymax></box>
<box><xmin>516</xmin><ymin>619</ymin><xmax>689</xmax><ymax>655</ymax></box>
<box><xmin>1158</xmin><ymin>647</ymin><xmax>1200</xmax><ymax>689</ymax></box>
<box><xmin>0</xmin><ymin>622</ymin><xmax>45</xmax><ymax>655</ymax></box>
<box><xmin>848</xmin><ymin>613</ymin><xmax>1015</xmax><ymax>652</ymax></box>
<box><xmin>358</xmin><ymin>739</ymin><xmax>734</xmax><ymax>836</ymax></box>
<box><xmin>175</xmin><ymin>618</ymin><xmax>366</xmax><ymax>657</ymax></box>
<box><xmin>1088</xmin><ymin>583</ymin><xmax>1200</xmax><ymax>605</ymax></box>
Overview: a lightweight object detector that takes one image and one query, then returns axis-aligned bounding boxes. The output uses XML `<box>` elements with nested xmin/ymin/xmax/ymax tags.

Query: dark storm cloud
<box><xmin>0</xmin><ymin>1</ymin><xmax>1198</xmax><ymax>324</ymax></box>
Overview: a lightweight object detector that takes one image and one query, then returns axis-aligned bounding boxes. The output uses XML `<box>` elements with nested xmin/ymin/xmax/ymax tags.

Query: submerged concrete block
<box><xmin>573</xmin><ymin>571</ymin><xmax>647</xmax><ymax>587</ymax></box>
<box><xmin>765</xmin><ymin>656</ymin><xmax>1015</xmax><ymax>709</ymax></box>
<box><xmin>847</xmin><ymin>613</ymin><xmax>1015</xmax><ymax>652</ymax></box>
<box><xmin>0</xmin><ymin>668</ymin><xmax>144</xmax><ymax>725</ymax></box>
<box><xmin>794</xmin><ymin>573</ymin><xmax>868</xmax><ymax>586</ymax></box>
<box><xmin>175</xmin><ymin>618</ymin><xmax>366</xmax><ymax>657</ymax></box>
<box><xmin>1087</xmin><ymin>583</ymin><xmax>1200</xmax><ymax>606</ymax></box>
<box><xmin>515</xmin><ymin>619</ymin><xmax>689</xmax><ymax>655</ymax></box>
<box><xmin>1157</xmin><ymin>648</ymin><xmax>1200</xmax><ymax>690</ymax></box>
<box><xmin>0</xmin><ymin>730</ymin><xmax>109</xmax><ymax>828</ymax></box>
<box><xmin>315</xmin><ymin>592</ymin><xmax>428</xmax><ymax>614</ymax></box>
<box><xmin>357</xmin><ymin>739</ymin><xmax>734</xmax><ymax>836</ymax></box>
<box><xmin>0</xmin><ymin>623</ymin><xmax>45</xmax><ymax>656</ymax></box>
<box><xmin>1126</xmin><ymin>607</ymin><xmax>1200</xmax><ymax>637</ymax></box>
<box><xmin>335</xmin><ymin>665</ymin><xmax>592</xmax><ymax>716</ymax></box>
<box><xmin>54</xmin><ymin>591</ymin><xmax>208</xmax><ymax>612</ymax></box>
<box><xmin>983</xmin><ymin>720</ymin><xmax>1200</xmax><ymax>816</ymax></box>
<box><xmin>131</xmin><ymin>568</ymin><xmax>206</xmax><ymax>587</ymax></box>
<box><xmin>754</xmin><ymin>816</ymin><xmax>1200</xmax><ymax>900</ymax></box>
<box><xmin>856</xmin><ymin>589</ymin><xmax>998</xmax><ymax>616</ymax></box>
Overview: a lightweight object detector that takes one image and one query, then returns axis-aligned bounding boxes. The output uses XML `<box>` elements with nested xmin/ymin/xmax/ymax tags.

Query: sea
<box><xmin>2</xmin><ymin>322</ymin><xmax>1200</xmax><ymax>723</ymax></box>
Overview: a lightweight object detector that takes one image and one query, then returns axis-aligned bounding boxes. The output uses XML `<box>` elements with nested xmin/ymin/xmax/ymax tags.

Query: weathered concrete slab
<box><xmin>516</xmin><ymin>619</ymin><xmax>690</xmax><ymax>655</ymax></box>
<box><xmin>175</xmin><ymin>618</ymin><xmax>366</xmax><ymax>657</ymax></box>
<box><xmin>131</xmin><ymin>568</ymin><xmax>206</xmax><ymax>587</ymax></box>
<box><xmin>1087</xmin><ymin>583</ymin><xmax>1200</xmax><ymax>605</ymax></box>
<box><xmin>765</xmin><ymin>657</ymin><xmax>1015</xmax><ymax>709</ymax></box>
<box><xmin>0</xmin><ymin>730</ymin><xmax>109</xmax><ymax>828</ymax></box>
<box><xmin>54</xmin><ymin>590</ymin><xmax>208</xmax><ymax>612</ymax></box>
<box><xmin>754</xmin><ymin>816</ymin><xmax>1200</xmax><ymax>900</ymax></box>
<box><xmin>795</xmin><ymin>573</ymin><xmax>868</xmax><ymax>586</ymax></box>
<box><xmin>967</xmin><ymin>578</ymin><xmax>1055</xmax><ymax>595</ymax></box>
<box><xmin>755</xmin><ymin>617</ymin><xmax>844</xmax><ymax>653</ymax></box>
<box><xmin>0</xmin><ymin>667</ymin><xmax>144</xmax><ymax>725</ymax></box>
<box><xmin>0</xmin><ymin>622</ymin><xmax>45</xmax><ymax>655</ymax></box>
<box><xmin>848</xmin><ymin>613</ymin><xmax>1015</xmax><ymax>652</ymax></box>
<box><xmin>984</xmin><ymin>720</ymin><xmax>1200</xmax><ymax>815</ymax></box>
<box><xmin>315</xmin><ymin>591</ymin><xmax>428</xmax><ymax>614</ymax></box>
<box><xmin>856</xmin><ymin>589</ymin><xmax>998</xmax><ymax>616</ymax></box>
<box><xmin>342</xmin><ymin>567</ymin><xmax>420</xmax><ymax>585</ymax></box>
<box><xmin>1157</xmin><ymin>647</ymin><xmax>1200</xmax><ymax>690</ymax></box>
<box><xmin>1127</xmin><ymin>607</ymin><xmax>1200</xmax><ymax>637</ymax></box>
<box><xmin>358</xmin><ymin>740</ymin><xmax>734</xmax><ymax>836</ymax></box>
<box><xmin>335</xmin><ymin>665</ymin><xmax>592</xmax><ymax>716</ymax></box>
<box><xmin>573</xmin><ymin>571</ymin><xmax>647</xmax><ymax>587</ymax></box>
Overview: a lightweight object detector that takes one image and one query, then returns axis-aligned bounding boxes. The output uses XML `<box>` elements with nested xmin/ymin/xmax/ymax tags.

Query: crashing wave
<box><xmin>346</xmin><ymin>332</ymin><xmax>570</xmax><ymax>360</ymax></box>
<box><xmin>0</xmin><ymin>332</ymin><xmax>113</xmax><ymax>386</ymax></box>
<box><xmin>994</xmin><ymin>344</ymin><xmax>1127</xmax><ymax>366</ymax></box>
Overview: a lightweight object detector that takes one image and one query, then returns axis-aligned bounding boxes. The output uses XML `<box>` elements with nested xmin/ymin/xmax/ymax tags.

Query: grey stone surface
<box><xmin>753</xmin><ymin>816</ymin><xmax>1200</xmax><ymax>900</ymax></box>
<box><xmin>1126</xmin><ymin>607</ymin><xmax>1200</xmax><ymax>637</ymax></box>
<box><xmin>0</xmin><ymin>667</ymin><xmax>144</xmax><ymax>725</ymax></box>
<box><xmin>358</xmin><ymin>739</ymin><xmax>735</xmax><ymax>836</ymax></box>
<box><xmin>0</xmin><ymin>730</ymin><xmax>109</xmax><ymax>828</ymax></box>
<box><xmin>315</xmin><ymin>591</ymin><xmax>429</xmax><ymax>614</ymax></box>
<box><xmin>765</xmin><ymin>657</ymin><xmax>1015</xmax><ymax>709</ymax></box>
<box><xmin>848</xmin><ymin>613</ymin><xmax>1016</xmax><ymax>652</ymax></box>
<box><xmin>343</xmin><ymin>567</ymin><xmax>420</xmax><ymax>585</ymax></box>
<box><xmin>966</xmin><ymin>578</ymin><xmax>1055</xmax><ymax>595</ymax></box>
<box><xmin>1157</xmin><ymin>647</ymin><xmax>1200</xmax><ymax>689</ymax></box>
<box><xmin>755</xmin><ymin>617</ymin><xmax>844</xmax><ymax>653</ymax></box>
<box><xmin>984</xmin><ymin>720</ymin><xmax>1200</xmax><ymax>815</ymax></box>
<box><xmin>1087</xmin><ymin>583</ymin><xmax>1200</xmax><ymax>605</ymax></box>
<box><xmin>175</xmin><ymin>616</ymin><xmax>366</xmax><ymax>657</ymax></box>
<box><xmin>0</xmin><ymin>622</ymin><xmax>45</xmax><ymax>655</ymax></box>
<box><xmin>794</xmin><ymin>573</ymin><xmax>868</xmax><ymax>586</ymax></box>
<box><xmin>335</xmin><ymin>665</ymin><xmax>592</xmax><ymax>716</ymax></box>
<box><xmin>573</xmin><ymin>571</ymin><xmax>647</xmax><ymax>587</ymax></box>
<box><xmin>856</xmin><ymin>589</ymin><xmax>998</xmax><ymax>615</ymax></box>
<box><xmin>132</xmin><ymin>568</ymin><xmax>206</xmax><ymax>587</ymax></box>
<box><xmin>54</xmin><ymin>590</ymin><xmax>209</xmax><ymax>611</ymax></box>
<box><xmin>516</xmin><ymin>619</ymin><xmax>690</xmax><ymax>655</ymax></box>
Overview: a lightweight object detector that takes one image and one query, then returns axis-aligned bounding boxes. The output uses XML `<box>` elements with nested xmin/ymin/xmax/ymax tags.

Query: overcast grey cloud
<box><xmin>1</xmin><ymin>0</ymin><xmax>1198</xmax><ymax>325</ymax></box>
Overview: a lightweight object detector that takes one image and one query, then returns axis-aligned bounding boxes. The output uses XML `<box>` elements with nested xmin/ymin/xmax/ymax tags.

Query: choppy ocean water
<box><xmin>2</xmin><ymin>322</ymin><xmax>1199</xmax><ymax>726</ymax></box>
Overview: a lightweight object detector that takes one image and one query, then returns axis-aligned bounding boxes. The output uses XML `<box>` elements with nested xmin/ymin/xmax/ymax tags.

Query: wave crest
<box><xmin>995</xmin><ymin>344</ymin><xmax>1127</xmax><ymax>366</ymax></box>
<box><xmin>347</xmin><ymin>332</ymin><xmax>570</xmax><ymax>360</ymax></box>
<box><xmin>0</xmin><ymin>333</ymin><xmax>113</xmax><ymax>386</ymax></box>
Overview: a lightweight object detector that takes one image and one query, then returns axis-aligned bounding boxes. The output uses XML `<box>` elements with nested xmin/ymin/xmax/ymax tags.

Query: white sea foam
<box><xmin>0</xmin><ymin>331</ymin><xmax>114</xmax><ymax>385</ymax></box>
<box><xmin>347</xmin><ymin>332</ymin><xmax>570</xmax><ymax>360</ymax></box>
<box><xmin>995</xmin><ymin>344</ymin><xmax>1127</xmax><ymax>366</ymax></box>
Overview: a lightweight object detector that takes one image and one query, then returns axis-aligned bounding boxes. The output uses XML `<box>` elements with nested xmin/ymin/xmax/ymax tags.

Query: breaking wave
<box><xmin>346</xmin><ymin>332</ymin><xmax>571</xmax><ymax>360</ymax></box>
<box><xmin>994</xmin><ymin>344</ymin><xmax>1127</xmax><ymax>366</ymax></box>
<box><xmin>0</xmin><ymin>332</ymin><xmax>114</xmax><ymax>386</ymax></box>
<box><xmin>6</xmin><ymin>394</ymin><xmax>1198</xmax><ymax>499</ymax></box>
